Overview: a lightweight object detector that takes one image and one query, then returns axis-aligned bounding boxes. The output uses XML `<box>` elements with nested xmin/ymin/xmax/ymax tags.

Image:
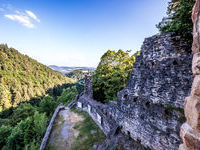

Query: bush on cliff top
<box><xmin>93</xmin><ymin>50</ymin><xmax>139</xmax><ymax>103</ymax></box>
<box><xmin>157</xmin><ymin>0</ymin><xmax>195</xmax><ymax>51</ymax></box>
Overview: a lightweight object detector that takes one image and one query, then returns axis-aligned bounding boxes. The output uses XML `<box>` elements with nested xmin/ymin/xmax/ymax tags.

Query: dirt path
<box><xmin>46</xmin><ymin>107</ymin><xmax>84</xmax><ymax>150</ymax></box>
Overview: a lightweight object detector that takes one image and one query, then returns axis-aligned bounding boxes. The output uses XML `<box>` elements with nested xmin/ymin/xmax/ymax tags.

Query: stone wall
<box><xmin>74</xmin><ymin>96</ymin><xmax>117</xmax><ymax>136</ymax></box>
<box><xmin>84</xmin><ymin>75</ymin><xmax>93</xmax><ymax>98</ymax></box>
<box><xmin>179</xmin><ymin>0</ymin><xmax>200</xmax><ymax>149</ymax></box>
<box><xmin>72</xmin><ymin>32</ymin><xmax>193</xmax><ymax>150</ymax></box>
<box><xmin>39</xmin><ymin>105</ymin><xmax>65</xmax><ymax>150</ymax></box>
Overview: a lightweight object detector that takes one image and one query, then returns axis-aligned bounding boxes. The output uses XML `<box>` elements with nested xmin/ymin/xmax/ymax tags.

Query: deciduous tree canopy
<box><xmin>93</xmin><ymin>50</ymin><xmax>139</xmax><ymax>103</ymax></box>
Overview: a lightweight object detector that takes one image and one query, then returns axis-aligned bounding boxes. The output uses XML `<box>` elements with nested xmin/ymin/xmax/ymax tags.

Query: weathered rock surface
<box><xmin>121</xmin><ymin>33</ymin><xmax>192</xmax><ymax>108</ymax></box>
<box><xmin>184</xmin><ymin>96</ymin><xmax>200</xmax><ymax>131</ymax></box>
<box><xmin>180</xmin><ymin>0</ymin><xmax>200</xmax><ymax>149</ymax></box>
<box><xmin>180</xmin><ymin>123</ymin><xmax>200</xmax><ymax>150</ymax></box>
<box><xmin>114</xmin><ymin>33</ymin><xmax>192</xmax><ymax>149</ymax></box>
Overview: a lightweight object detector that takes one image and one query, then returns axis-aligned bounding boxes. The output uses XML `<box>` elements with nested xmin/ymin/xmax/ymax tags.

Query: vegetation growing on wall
<box><xmin>157</xmin><ymin>0</ymin><xmax>195</xmax><ymax>51</ymax></box>
<box><xmin>93</xmin><ymin>50</ymin><xmax>139</xmax><ymax>103</ymax></box>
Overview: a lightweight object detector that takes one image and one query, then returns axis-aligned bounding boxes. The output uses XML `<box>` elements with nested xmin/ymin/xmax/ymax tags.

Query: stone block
<box><xmin>88</xmin><ymin>104</ymin><xmax>91</xmax><ymax>113</ymax></box>
<box><xmin>97</xmin><ymin>113</ymin><xmax>101</xmax><ymax>124</ymax></box>
<box><xmin>184</xmin><ymin>96</ymin><xmax>200</xmax><ymax>131</ymax></box>
<box><xmin>77</xmin><ymin>102</ymin><xmax>82</xmax><ymax>108</ymax></box>
<box><xmin>180</xmin><ymin>123</ymin><xmax>200</xmax><ymax>150</ymax></box>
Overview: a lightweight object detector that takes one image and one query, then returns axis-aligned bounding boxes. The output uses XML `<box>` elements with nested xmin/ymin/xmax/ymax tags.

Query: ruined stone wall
<box><xmin>74</xmin><ymin>97</ymin><xmax>117</xmax><ymax>136</ymax></box>
<box><xmin>121</xmin><ymin>33</ymin><xmax>192</xmax><ymax>108</ymax></box>
<box><xmin>179</xmin><ymin>0</ymin><xmax>200</xmax><ymax>149</ymax></box>
<box><xmin>115</xmin><ymin>33</ymin><xmax>193</xmax><ymax>150</ymax></box>
<box><xmin>72</xmin><ymin>33</ymin><xmax>193</xmax><ymax>150</ymax></box>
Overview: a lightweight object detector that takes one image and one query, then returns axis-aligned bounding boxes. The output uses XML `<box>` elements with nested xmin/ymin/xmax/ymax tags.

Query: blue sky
<box><xmin>0</xmin><ymin>0</ymin><xmax>169</xmax><ymax>67</ymax></box>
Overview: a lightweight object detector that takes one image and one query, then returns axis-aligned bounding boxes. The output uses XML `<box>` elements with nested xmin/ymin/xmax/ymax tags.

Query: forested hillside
<box><xmin>0</xmin><ymin>44</ymin><xmax>73</xmax><ymax>111</ymax></box>
<box><xmin>93</xmin><ymin>50</ymin><xmax>140</xmax><ymax>103</ymax></box>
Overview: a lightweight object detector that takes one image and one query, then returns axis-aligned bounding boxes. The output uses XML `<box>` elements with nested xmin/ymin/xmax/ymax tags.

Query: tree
<box><xmin>0</xmin><ymin>125</ymin><xmax>12</xmax><ymax>149</ymax></box>
<box><xmin>93</xmin><ymin>50</ymin><xmax>139</xmax><ymax>103</ymax></box>
<box><xmin>39</xmin><ymin>96</ymin><xmax>57</xmax><ymax>117</ymax></box>
<box><xmin>9</xmin><ymin>103</ymin><xmax>36</xmax><ymax>126</ymax></box>
<box><xmin>157</xmin><ymin>0</ymin><xmax>195</xmax><ymax>51</ymax></box>
<box><xmin>4</xmin><ymin>111</ymin><xmax>47</xmax><ymax>150</ymax></box>
<box><xmin>57</xmin><ymin>86</ymin><xmax>78</xmax><ymax>104</ymax></box>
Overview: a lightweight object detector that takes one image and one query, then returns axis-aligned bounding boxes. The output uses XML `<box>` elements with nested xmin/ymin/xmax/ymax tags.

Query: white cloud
<box><xmin>25</xmin><ymin>10</ymin><xmax>40</xmax><ymax>22</ymax></box>
<box><xmin>4</xmin><ymin>14</ymin><xmax>35</xmax><ymax>28</ymax></box>
<box><xmin>4</xmin><ymin>10</ymin><xmax>40</xmax><ymax>29</ymax></box>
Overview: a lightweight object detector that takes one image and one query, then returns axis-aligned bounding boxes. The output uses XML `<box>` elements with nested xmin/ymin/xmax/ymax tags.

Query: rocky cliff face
<box><xmin>120</xmin><ymin>33</ymin><xmax>192</xmax><ymax>108</ymax></box>
<box><xmin>73</xmin><ymin>33</ymin><xmax>193</xmax><ymax>150</ymax></box>
<box><xmin>180</xmin><ymin>0</ymin><xmax>200</xmax><ymax>149</ymax></box>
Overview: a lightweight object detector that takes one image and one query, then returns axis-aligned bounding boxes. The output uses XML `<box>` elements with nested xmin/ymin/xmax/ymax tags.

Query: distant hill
<box><xmin>0</xmin><ymin>44</ymin><xmax>73</xmax><ymax>111</ymax></box>
<box><xmin>49</xmin><ymin>65</ymin><xmax>95</xmax><ymax>74</ymax></box>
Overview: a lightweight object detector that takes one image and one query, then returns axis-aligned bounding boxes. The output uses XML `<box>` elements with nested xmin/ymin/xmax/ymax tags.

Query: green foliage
<box><xmin>76</xmin><ymin>78</ymin><xmax>85</xmax><ymax>94</ymax></box>
<box><xmin>0</xmin><ymin>125</ymin><xmax>12</xmax><ymax>148</ymax></box>
<box><xmin>93</xmin><ymin>50</ymin><xmax>139</xmax><ymax>102</ymax></box>
<box><xmin>39</xmin><ymin>96</ymin><xmax>58</xmax><ymax>117</ymax></box>
<box><xmin>4</xmin><ymin>111</ymin><xmax>47</xmax><ymax>150</ymax></box>
<box><xmin>9</xmin><ymin>103</ymin><xmax>36</xmax><ymax>126</ymax></box>
<box><xmin>0</xmin><ymin>44</ymin><xmax>73</xmax><ymax>112</ymax></box>
<box><xmin>57</xmin><ymin>86</ymin><xmax>78</xmax><ymax>105</ymax></box>
<box><xmin>0</xmin><ymin>90</ymin><xmax>76</xmax><ymax>149</ymax></box>
<box><xmin>157</xmin><ymin>0</ymin><xmax>195</xmax><ymax>50</ymax></box>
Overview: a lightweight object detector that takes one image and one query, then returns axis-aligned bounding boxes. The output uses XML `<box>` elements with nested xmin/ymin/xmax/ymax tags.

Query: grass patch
<box><xmin>71</xmin><ymin>108</ymin><xmax>106</xmax><ymax>150</ymax></box>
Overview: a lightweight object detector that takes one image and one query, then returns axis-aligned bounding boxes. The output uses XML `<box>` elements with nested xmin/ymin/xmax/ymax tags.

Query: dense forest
<box><xmin>93</xmin><ymin>50</ymin><xmax>140</xmax><ymax>103</ymax></box>
<box><xmin>0</xmin><ymin>44</ymin><xmax>73</xmax><ymax>112</ymax></box>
